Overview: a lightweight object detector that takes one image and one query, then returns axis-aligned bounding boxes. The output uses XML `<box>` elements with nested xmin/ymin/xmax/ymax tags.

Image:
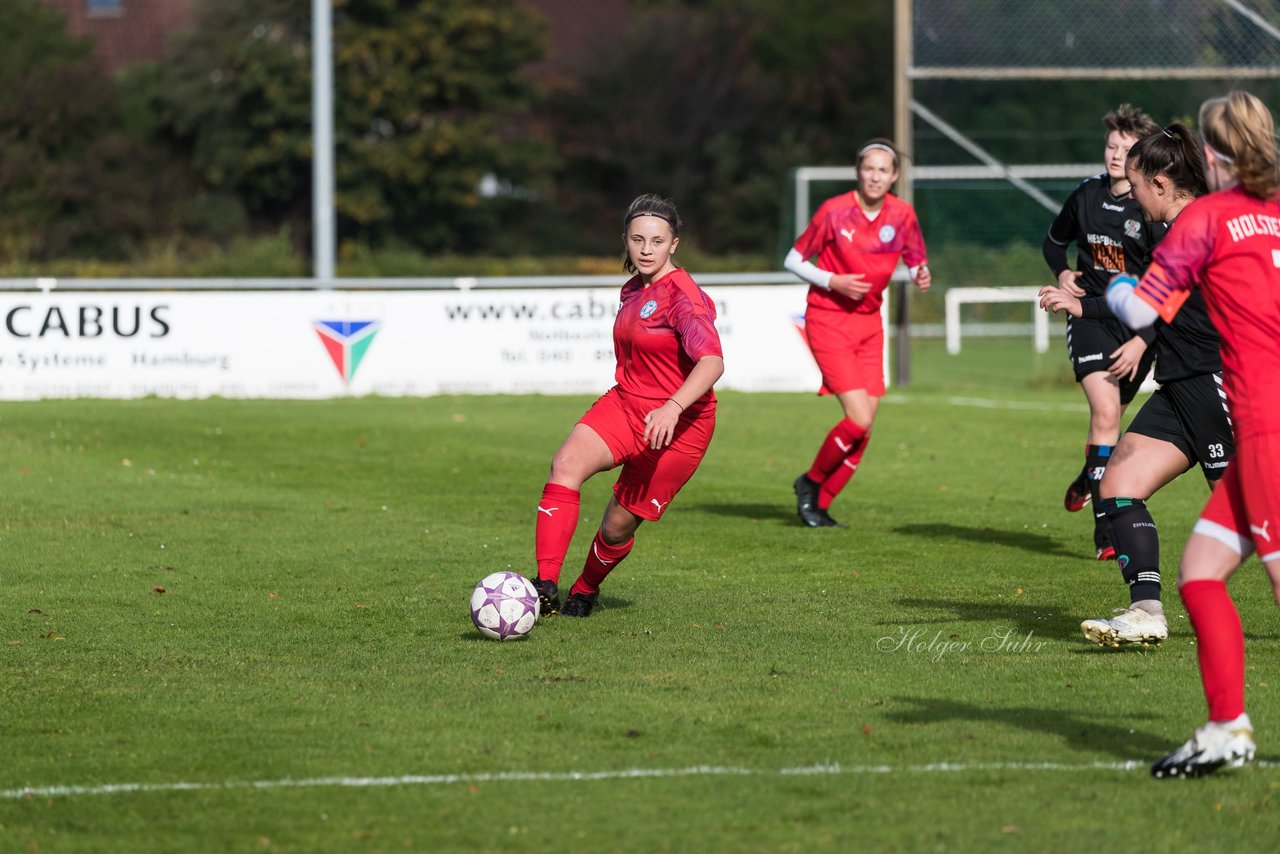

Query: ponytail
<box><xmin>1199</xmin><ymin>91</ymin><xmax>1280</xmax><ymax>200</ymax></box>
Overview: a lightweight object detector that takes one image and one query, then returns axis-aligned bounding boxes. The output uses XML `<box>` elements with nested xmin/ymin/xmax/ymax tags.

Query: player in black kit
<box><xmin>1042</xmin><ymin>125</ymin><xmax>1232</xmax><ymax>646</ymax></box>
<box><xmin>1041</xmin><ymin>104</ymin><xmax>1161</xmax><ymax>560</ymax></box>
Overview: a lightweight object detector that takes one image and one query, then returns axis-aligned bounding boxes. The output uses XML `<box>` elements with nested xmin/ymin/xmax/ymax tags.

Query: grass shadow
<box><xmin>686</xmin><ymin>502</ymin><xmax>800</xmax><ymax>525</ymax></box>
<box><xmin>887</xmin><ymin>695</ymin><xmax>1169</xmax><ymax>759</ymax></box>
<box><xmin>891</xmin><ymin>596</ymin><xmax>1081</xmax><ymax>642</ymax></box>
<box><xmin>894</xmin><ymin>522</ymin><xmax>1080</xmax><ymax>559</ymax></box>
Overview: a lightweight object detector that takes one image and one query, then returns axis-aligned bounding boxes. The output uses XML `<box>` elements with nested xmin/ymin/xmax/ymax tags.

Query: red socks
<box><xmin>1180</xmin><ymin>579</ymin><xmax>1246</xmax><ymax>722</ymax></box>
<box><xmin>807</xmin><ymin>418</ymin><xmax>868</xmax><ymax>483</ymax></box>
<box><xmin>535</xmin><ymin>483</ymin><xmax>580</xmax><ymax>585</ymax></box>
<box><xmin>818</xmin><ymin>447</ymin><xmax>867</xmax><ymax>510</ymax></box>
<box><xmin>571</xmin><ymin>530</ymin><xmax>635</xmax><ymax>596</ymax></box>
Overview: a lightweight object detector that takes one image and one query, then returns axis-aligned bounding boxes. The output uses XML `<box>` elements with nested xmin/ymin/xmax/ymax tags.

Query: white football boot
<box><xmin>1081</xmin><ymin>604</ymin><xmax>1168</xmax><ymax>647</ymax></box>
<box><xmin>1151</xmin><ymin>714</ymin><xmax>1256</xmax><ymax>779</ymax></box>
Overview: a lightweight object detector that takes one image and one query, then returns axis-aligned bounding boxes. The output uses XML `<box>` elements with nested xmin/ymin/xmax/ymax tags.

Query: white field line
<box><xmin>5</xmin><ymin>760</ymin><xmax>1276</xmax><ymax>800</ymax></box>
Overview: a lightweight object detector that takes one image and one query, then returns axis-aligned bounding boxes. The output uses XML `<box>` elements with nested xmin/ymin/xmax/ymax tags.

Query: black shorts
<box><xmin>1065</xmin><ymin>316</ymin><xmax>1154</xmax><ymax>405</ymax></box>
<box><xmin>1125</xmin><ymin>372</ymin><xmax>1234</xmax><ymax>481</ymax></box>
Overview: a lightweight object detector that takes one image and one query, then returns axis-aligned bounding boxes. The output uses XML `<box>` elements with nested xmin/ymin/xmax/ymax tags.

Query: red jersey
<box><xmin>613</xmin><ymin>269</ymin><xmax>722</xmax><ymax>408</ymax></box>
<box><xmin>1136</xmin><ymin>186</ymin><xmax>1280</xmax><ymax>440</ymax></box>
<box><xmin>792</xmin><ymin>191</ymin><xmax>927</xmax><ymax>315</ymax></box>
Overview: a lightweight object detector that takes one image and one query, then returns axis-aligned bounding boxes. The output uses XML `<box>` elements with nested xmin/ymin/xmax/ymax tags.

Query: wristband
<box><xmin>667</xmin><ymin>398</ymin><xmax>685</xmax><ymax>411</ymax></box>
<box><xmin>1107</xmin><ymin>273</ymin><xmax>1138</xmax><ymax>293</ymax></box>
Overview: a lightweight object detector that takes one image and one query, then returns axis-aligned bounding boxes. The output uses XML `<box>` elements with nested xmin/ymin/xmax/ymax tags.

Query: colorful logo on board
<box><xmin>314</xmin><ymin>320</ymin><xmax>379</xmax><ymax>384</ymax></box>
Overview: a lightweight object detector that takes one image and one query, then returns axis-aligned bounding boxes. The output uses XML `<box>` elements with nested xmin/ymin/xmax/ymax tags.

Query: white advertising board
<box><xmin>0</xmin><ymin>286</ymin><xmax>828</xmax><ymax>399</ymax></box>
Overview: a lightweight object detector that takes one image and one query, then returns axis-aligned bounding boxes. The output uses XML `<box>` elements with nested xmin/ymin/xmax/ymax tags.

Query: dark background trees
<box><xmin>536</xmin><ymin>0</ymin><xmax>892</xmax><ymax>256</ymax></box>
<box><xmin>5</xmin><ymin>0</ymin><xmax>1280</xmax><ymax>270</ymax></box>
<box><xmin>2</xmin><ymin>0</ymin><xmax>898</xmax><ymax>266</ymax></box>
<box><xmin>0</xmin><ymin>0</ymin><xmax>191</xmax><ymax>261</ymax></box>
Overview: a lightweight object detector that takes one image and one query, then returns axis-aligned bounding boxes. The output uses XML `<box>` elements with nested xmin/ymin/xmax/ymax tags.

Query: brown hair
<box><xmin>1103</xmin><ymin>103</ymin><xmax>1159</xmax><ymax>142</ymax></box>
<box><xmin>1199</xmin><ymin>90</ymin><xmax>1280</xmax><ymax>200</ymax></box>
<box><xmin>621</xmin><ymin>194</ymin><xmax>681</xmax><ymax>274</ymax></box>
<box><xmin>1126</xmin><ymin>124</ymin><xmax>1208</xmax><ymax>199</ymax></box>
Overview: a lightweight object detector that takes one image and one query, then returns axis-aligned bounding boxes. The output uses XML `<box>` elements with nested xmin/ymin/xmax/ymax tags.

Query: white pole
<box><xmin>312</xmin><ymin>0</ymin><xmax>335</xmax><ymax>283</ymax></box>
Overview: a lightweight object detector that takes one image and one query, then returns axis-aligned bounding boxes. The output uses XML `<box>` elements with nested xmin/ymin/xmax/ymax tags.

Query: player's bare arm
<box><xmin>643</xmin><ymin>354</ymin><xmax>724</xmax><ymax>449</ymax></box>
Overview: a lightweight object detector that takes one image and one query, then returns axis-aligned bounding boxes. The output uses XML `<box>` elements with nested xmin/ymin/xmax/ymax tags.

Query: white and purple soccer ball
<box><xmin>469</xmin><ymin>571</ymin><xmax>540</xmax><ymax>641</ymax></box>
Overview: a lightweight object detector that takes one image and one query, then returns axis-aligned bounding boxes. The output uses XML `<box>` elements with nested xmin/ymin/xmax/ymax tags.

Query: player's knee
<box><xmin>601</xmin><ymin>515</ymin><xmax>638</xmax><ymax>544</ymax></box>
<box><xmin>1089</xmin><ymin>403</ymin><xmax>1121</xmax><ymax>432</ymax></box>
<box><xmin>548</xmin><ymin>450</ymin><xmax>586</xmax><ymax>486</ymax></box>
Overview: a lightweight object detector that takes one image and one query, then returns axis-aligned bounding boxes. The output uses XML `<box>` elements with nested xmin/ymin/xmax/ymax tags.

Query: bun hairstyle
<box><xmin>1198</xmin><ymin>90</ymin><xmax>1280</xmax><ymax>200</ymax></box>
<box><xmin>622</xmin><ymin>194</ymin><xmax>682</xmax><ymax>274</ymax></box>
<box><xmin>1126</xmin><ymin>123</ymin><xmax>1208</xmax><ymax>198</ymax></box>
<box><xmin>856</xmin><ymin>137</ymin><xmax>900</xmax><ymax>169</ymax></box>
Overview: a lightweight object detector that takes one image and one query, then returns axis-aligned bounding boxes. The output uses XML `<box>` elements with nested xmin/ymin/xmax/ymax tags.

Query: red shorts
<box><xmin>1195</xmin><ymin>433</ymin><xmax>1280</xmax><ymax>563</ymax></box>
<box><xmin>804</xmin><ymin>308</ymin><xmax>885</xmax><ymax>397</ymax></box>
<box><xmin>578</xmin><ymin>387</ymin><xmax>715</xmax><ymax>521</ymax></box>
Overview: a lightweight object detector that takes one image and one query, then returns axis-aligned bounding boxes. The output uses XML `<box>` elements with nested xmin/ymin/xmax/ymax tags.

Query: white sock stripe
<box><xmin>1193</xmin><ymin>518</ymin><xmax>1253</xmax><ymax>557</ymax></box>
<box><xmin>1136</xmin><ymin>572</ymin><xmax>1161</xmax><ymax>583</ymax></box>
<box><xmin>592</xmin><ymin>541</ymin><xmax>616</xmax><ymax>566</ymax></box>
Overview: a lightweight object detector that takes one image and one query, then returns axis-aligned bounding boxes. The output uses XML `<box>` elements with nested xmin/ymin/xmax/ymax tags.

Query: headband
<box><xmin>625</xmin><ymin>211</ymin><xmax>676</xmax><ymax>226</ymax></box>
<box><xmin>1206</xmin><ymin>144</ymin><xmax>1235</xmax><ymax>165</ymax></box>
<box><xmin>857</xmin><ymin>142</ymin><xmax>898</xmax><ymax>163</ymax></box>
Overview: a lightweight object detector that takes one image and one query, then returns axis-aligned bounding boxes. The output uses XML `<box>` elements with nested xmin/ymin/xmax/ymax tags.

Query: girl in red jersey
<box><xmin>1108</xmin><ymin>91</ymin><xmax>1280</xmax><ymax>778</ymax></box>
<box><xmin>785</xmin><ymin>138</ymin><xmax>930</xmax><ymax>527</ymax></box>
<box><xmin>529</xmin><ymin>194</ymin><xmax>724</xmax><ymax>618</ymax></box>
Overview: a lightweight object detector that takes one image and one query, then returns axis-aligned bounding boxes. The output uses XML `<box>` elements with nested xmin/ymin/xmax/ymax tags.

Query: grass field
<box><xmin>3</xmin><ymin>339</ymin><xmax>1278</xmax><ymax>852</ymax></box>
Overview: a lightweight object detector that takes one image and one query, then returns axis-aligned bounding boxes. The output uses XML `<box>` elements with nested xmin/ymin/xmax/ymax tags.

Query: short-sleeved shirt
<box><xmin>791</xmin><ymin>191</ymin><xmax>927</xmax><ymax>315</ymax></box>
<box><xmin>1046</xmin><ymin>174</ymin><xmax>1161</xmax><ymax>297</ymax></box>
<box><xmin>613</xmin><ymin>269</ymin><xmax>722</xmax><ymax>409</ymax></box>
<box><xmin>1137</xmin><ymin>186</ymin><xmax>1280</xmax><ymax>441</ymax></box>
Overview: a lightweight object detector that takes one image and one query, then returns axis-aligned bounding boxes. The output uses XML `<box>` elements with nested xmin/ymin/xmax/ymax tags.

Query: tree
<box><xmin>543</xmin><ymin>0</ymin><xmax>893</xmax><ymax>256</ymax></box>
<box><xmin>127</xmin><ymin>0</ymin><xmax>552</xmax><ymax>255</ymax></box>
<box><xmin>0</xmin><ymin>0</ymin><xmax>183</xmax><ymax>260</ymax></box>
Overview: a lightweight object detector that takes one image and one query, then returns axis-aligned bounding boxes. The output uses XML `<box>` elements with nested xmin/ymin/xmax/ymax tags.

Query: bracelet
<box><xmin>667</xmin><ymin>398</ymin><xmax>685</xmax><ymax>411</ymax></box>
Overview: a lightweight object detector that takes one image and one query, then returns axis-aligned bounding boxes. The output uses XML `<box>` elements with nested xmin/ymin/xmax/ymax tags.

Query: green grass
<box><xmin>3</xmin><ymin>340</ymin><xmax>1278</xmax><ymax>852</ymax></box>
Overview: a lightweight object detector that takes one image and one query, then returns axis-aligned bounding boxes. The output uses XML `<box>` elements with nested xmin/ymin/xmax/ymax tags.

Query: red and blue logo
<box><xmin>314</xmin><ymin>320</ymin><xmax>379</xmax><ymax>384</ymax></box>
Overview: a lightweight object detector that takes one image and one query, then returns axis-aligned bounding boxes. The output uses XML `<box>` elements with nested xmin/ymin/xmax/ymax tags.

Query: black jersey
<box><xmin>1151</xmin><ymin>286</ymin><xmax>1221</xmax><ymax>382</ymax></box>
<box><xmin>1043</xmin><ymin>174</ymin><xmax>1159</xmax><ymax>298</ymax></box>
<box><xmin>1137</xmin><ymin>213</ymin><xmax>1221</xmax><ymax>383</ymax></box>
<box><xmin>1078</xmin><ymin>213</ymin><xmax>1222</xmax><ymax>382</ymax></box>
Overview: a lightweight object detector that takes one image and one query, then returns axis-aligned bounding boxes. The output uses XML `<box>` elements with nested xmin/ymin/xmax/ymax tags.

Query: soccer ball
<box><xmin>469</xmin><ymin>571</ymin><xmax>540</xmax><ymax>641</ymax></box>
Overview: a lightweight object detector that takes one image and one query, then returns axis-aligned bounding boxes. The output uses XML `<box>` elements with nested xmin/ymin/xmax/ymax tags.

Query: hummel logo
<box><xmin>833</xmin><ymin>436</ymin><xmax>852</xmax><ymax>453</ymax></box>
<box><xmin>650</xmin><ymin>498</ymin><xmax>669</xmax><ymax>513</ymax></box>
<box><xmin>1250</xmin><ymin>519</ymin><xmax>1271</xmax><ymax>543</ymax></box>
<box><xmin>840</xmin><ymin>228</ymin><xmax>856</xmax><ymax>242</ymax></box>
<box><xmin>537</xmin><ymin>505</ymin><xmax>557</xmax><ymax>517</ymax></box>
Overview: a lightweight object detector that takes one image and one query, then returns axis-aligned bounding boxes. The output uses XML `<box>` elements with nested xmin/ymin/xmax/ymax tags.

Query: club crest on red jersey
<box><xmin>879</xmin><ymin>224</ymin><xmax>896</xmax><ymax>243</ymax></box>
<box><xmin>640</xmin><ymin>299</ymin><xmax>658</xmax><ymax>318</ymax></box>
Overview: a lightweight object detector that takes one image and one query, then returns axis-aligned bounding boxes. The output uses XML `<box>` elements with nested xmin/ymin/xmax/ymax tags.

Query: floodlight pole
<box><xmin>312</xmin><ymin>0</ymin><xmax>335</xmax><ymax>284</ymax></box>
<box><xmin>893</xmin><ymin>0</ymin><xmax>912</xmax><ymax>386</ymax></box>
